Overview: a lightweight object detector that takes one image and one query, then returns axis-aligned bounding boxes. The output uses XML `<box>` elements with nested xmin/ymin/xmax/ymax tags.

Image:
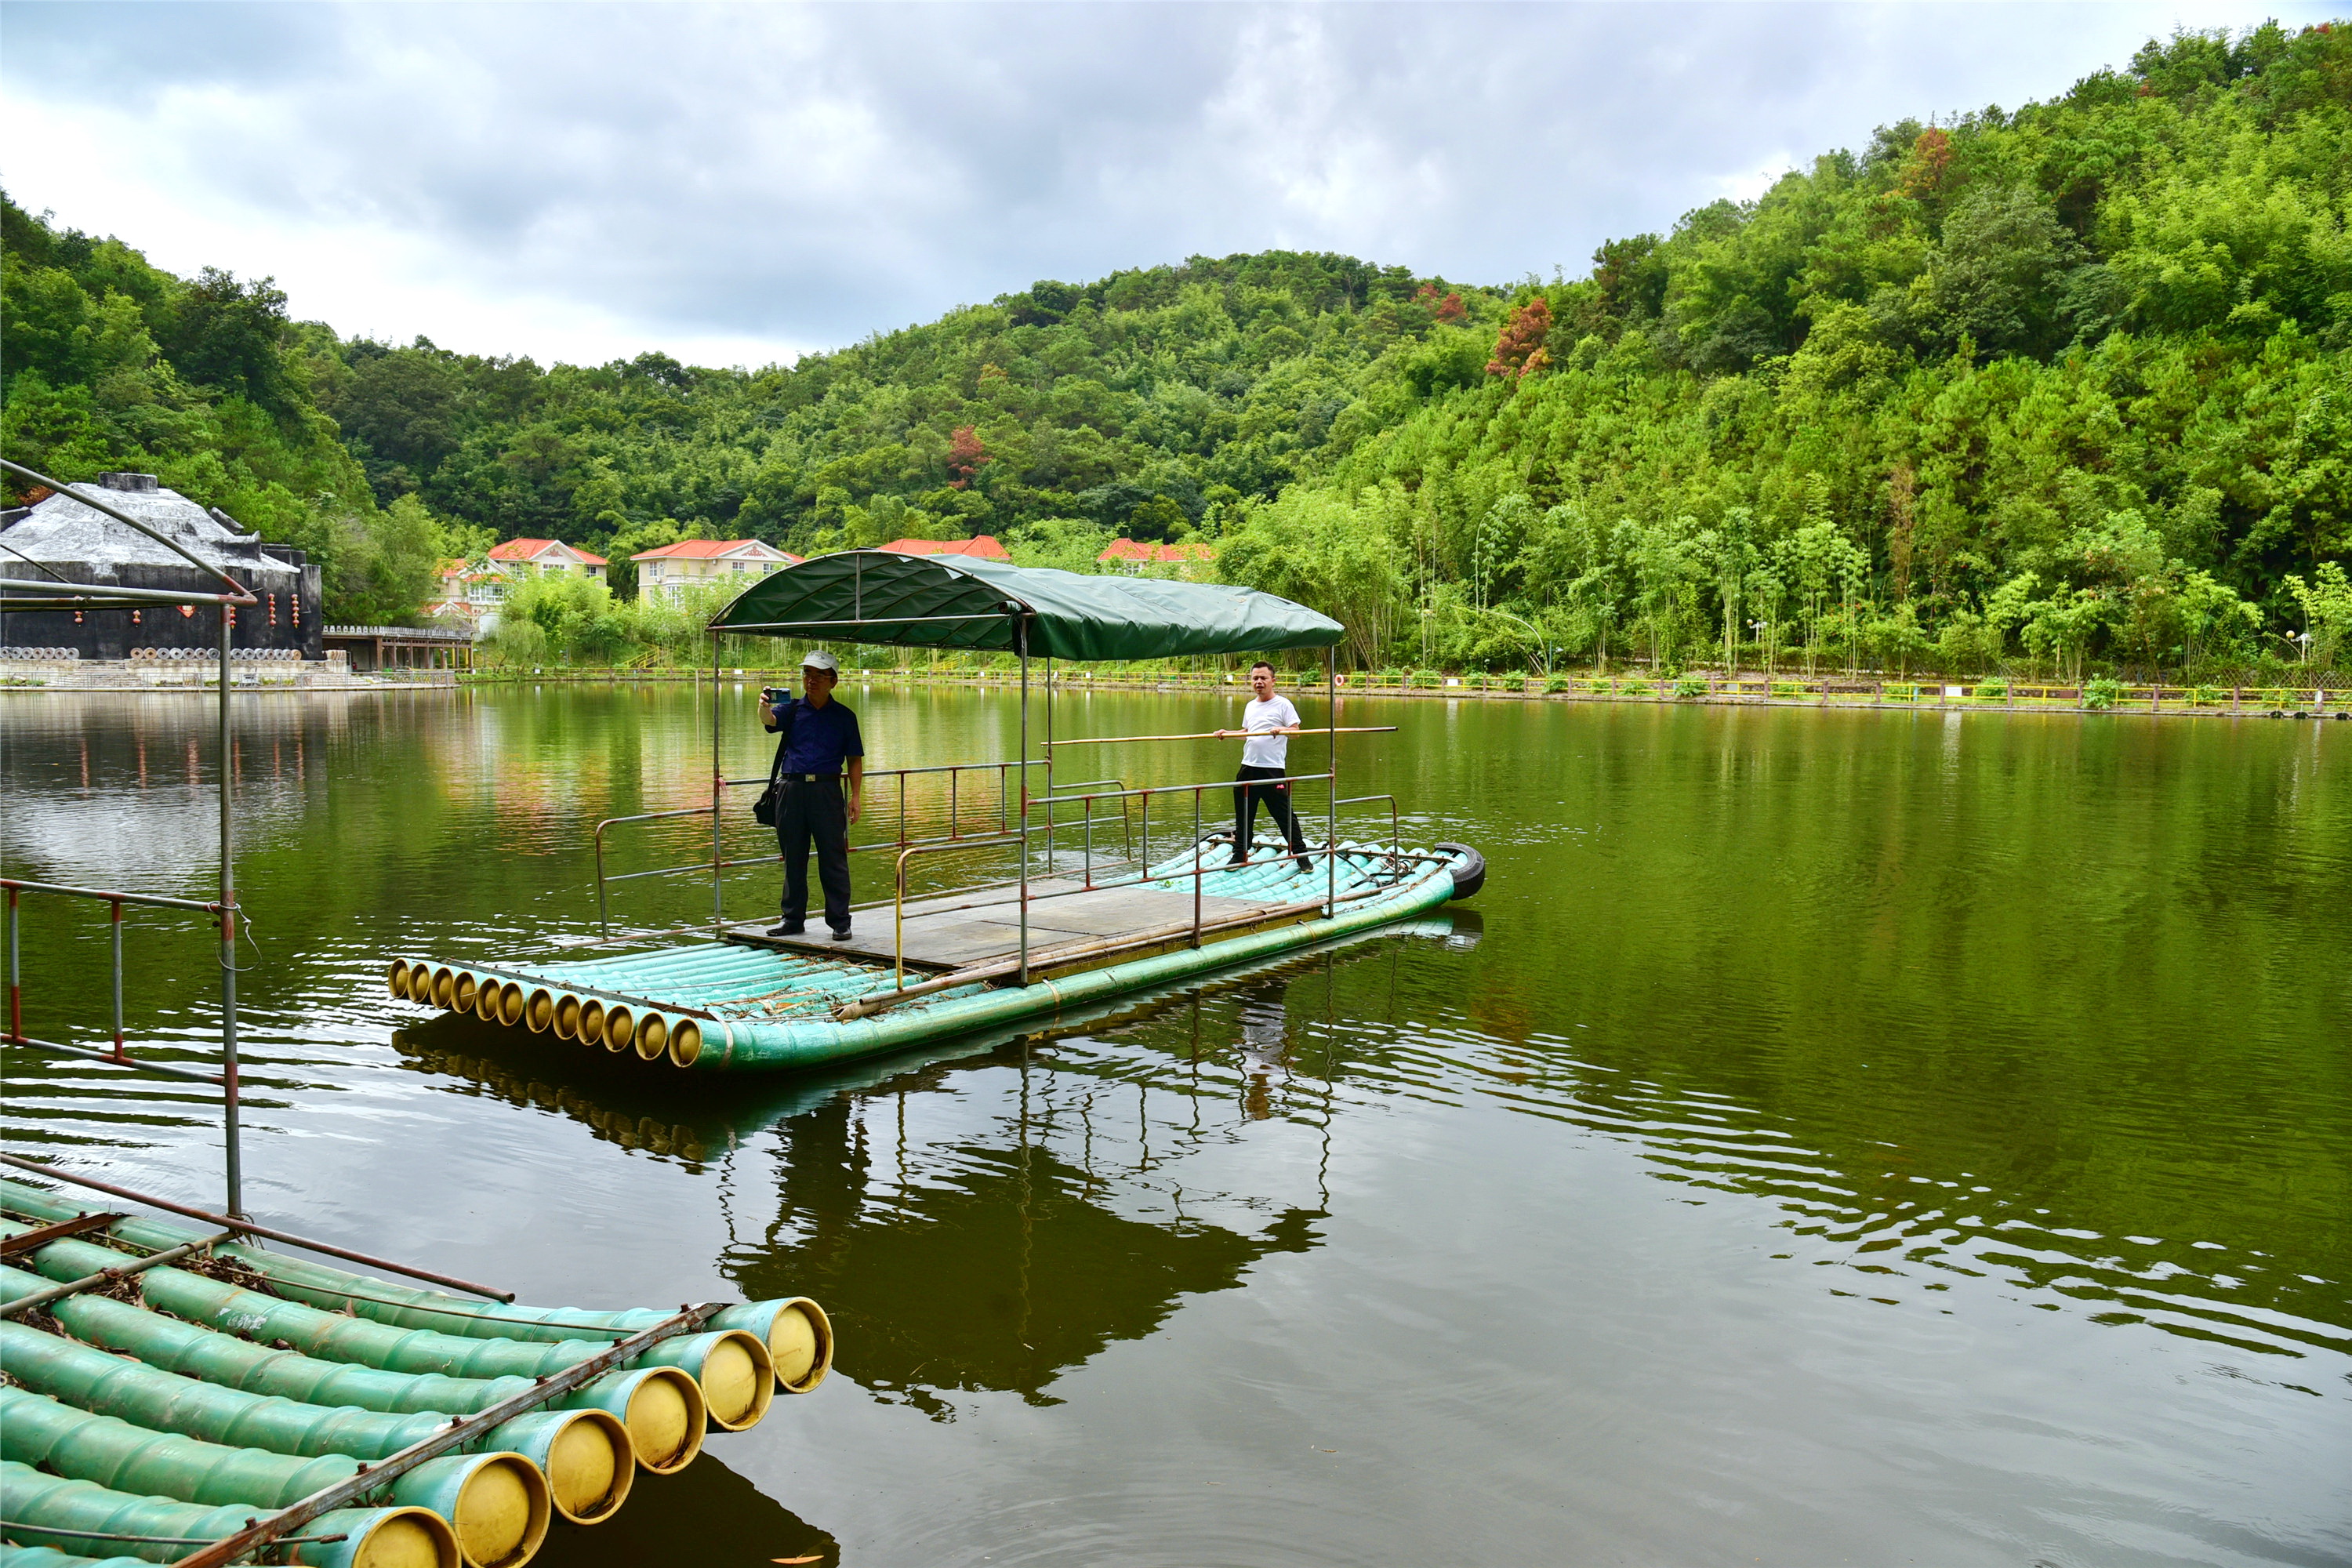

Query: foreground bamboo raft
<box><xmin>389</xmin><ymin>836</ymin><xmax>1478</xmax><ymax>1073</ymax></box>
<box><xmin>0</xmin><ymin>1178</ymin><xmax>830</xmax><ymax>1567</ymax></box>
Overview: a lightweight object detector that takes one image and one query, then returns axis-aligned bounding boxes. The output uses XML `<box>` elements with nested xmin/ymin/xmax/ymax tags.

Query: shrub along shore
<box><xmin>446</xmin><ymin>660</ymin><xmax>2347</xmax><ymax>718</ymax></box>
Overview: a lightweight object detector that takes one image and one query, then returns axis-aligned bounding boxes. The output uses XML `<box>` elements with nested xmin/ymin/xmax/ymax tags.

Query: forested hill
<box><xmin>3</xmin><ymin>21</ymin><xmax>2348</xmax><ymax>676</ymax></box>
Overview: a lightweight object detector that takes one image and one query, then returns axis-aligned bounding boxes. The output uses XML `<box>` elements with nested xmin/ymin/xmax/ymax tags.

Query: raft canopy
<box><xmin>708</xmin><ymin>550</ymin><xmax>1343</xmax><ymax>661</ymax></box>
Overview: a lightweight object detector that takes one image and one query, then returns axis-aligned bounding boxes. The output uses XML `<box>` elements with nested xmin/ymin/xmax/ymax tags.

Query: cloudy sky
<box><xmin>2</xmin><ymin>2</ymin><xmax>2328</xmax><ymax>368</ymax></box>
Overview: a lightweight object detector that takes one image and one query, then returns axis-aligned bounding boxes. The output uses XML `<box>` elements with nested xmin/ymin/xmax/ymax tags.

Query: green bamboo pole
<box><xmin>0</xmin><ymin>1389</ymin><xmax>546</xmax><ymax>1568</ymax></box>
<box><xmin>0</xmin><ymin>1542</ymin><xmax>150</xmax><ymax>1568</ymax></box>
<box><xmin>3</xmin><ymin>1227</ymin><xmax>597</xmax><ymax>1380</ymax></box>
<box><xmin>0</xmin><ymin>1261</ymin><xmax>529</xmax><ymax>1416</ymax></box>
<box><xmin>0</xmin><ymin>1384</ymin><xmax>355</xmax><ymax>1505</ymax></box>
<box><xmin>0</xmin><ymin>1303</ymin><xmax>666</xmax><ymax>1496</ymax></box>
<box><xmin>0</xmin><ymin>1185</ymin><xmax>829</xmax><ymax>1393</ymax></box>
<box><xmin>0</xmin><ymin>1459</ymin><xmax>458</xmax><ymax>1568</ymax></box>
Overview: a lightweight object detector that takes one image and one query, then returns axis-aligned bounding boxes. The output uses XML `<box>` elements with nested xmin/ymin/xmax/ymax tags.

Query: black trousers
<box><xmin>775</xmin><ymin>778</ymin><xmax>852</xmax><ymax>931</ymax></box>
<box><xmin>1232</xmin><ymin>765</ymin><xmax>1310</xmax><ymax>866</ymax></box>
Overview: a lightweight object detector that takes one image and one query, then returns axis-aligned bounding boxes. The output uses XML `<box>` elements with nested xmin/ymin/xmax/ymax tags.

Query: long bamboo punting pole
<box><xmin>1044</xmin><ymin>727</ymin><xmax>1396</xmax><ymax>746</ymax></box>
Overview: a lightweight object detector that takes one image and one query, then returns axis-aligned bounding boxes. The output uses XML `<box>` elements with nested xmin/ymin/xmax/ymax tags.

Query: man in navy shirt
<box><xmin>763</xmin><ymin>650</ymin><xmax>865</xmax><ymax>939</ymax></box>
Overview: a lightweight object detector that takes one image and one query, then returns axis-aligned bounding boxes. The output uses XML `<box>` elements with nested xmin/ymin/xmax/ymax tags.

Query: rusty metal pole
<box><xmin>109</xmin><ymin>900</ymin><xmax>125</xmax><ymax>1064</ymax></box>
<box><xmin>1017</xmin><ymin>622</ymin><xmax>1030</xmax><ymax>985</ymax></box>
<box><xmin>5</xmin><ymin>885</ymin><xmax>18</xmax><ymax>1045</ymax></box>
<box><xmin>217</xmin><ymin>605</ymin><xmax>241</xmax><ymax>1217</ymax></box>
<box><xmin>1326</xmin><ymin>646</ymin><xmax>1338</xmax><ymax>918</ymax></box>
<box><xmin>712</xmin><ymin>632</ymin><xmax>724</xmax><ymax>933</ymax></box>
<box><xmin>1043</xmin><ymin>655</ymin><xmax>1054</xmax><ymax>874</ymax></box>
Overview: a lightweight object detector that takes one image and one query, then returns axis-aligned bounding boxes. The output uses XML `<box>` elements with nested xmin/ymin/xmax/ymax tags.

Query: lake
<box><xmin>2</xmin><ymin>683</ymin><xmax>2347</xmax><ymax>1566</ymax></box>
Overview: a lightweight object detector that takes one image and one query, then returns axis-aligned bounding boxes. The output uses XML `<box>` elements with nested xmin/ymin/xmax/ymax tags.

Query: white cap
<box><xmin>800</xmin><ymin>649</ymin><xmax>840</xmax><ymax>673</ymax></box>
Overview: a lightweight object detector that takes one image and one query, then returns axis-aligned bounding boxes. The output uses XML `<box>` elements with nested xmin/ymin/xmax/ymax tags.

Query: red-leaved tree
<box><xmin>946</xmin><ymin>426</ymin><xmax>990</xmax><ymax>489</ymax></box>
<box><xmin>1900</xmin><ymin>128</ymin><xmax>1954</xmax><ymax>201</ymax></box>
<box><xmin>1486</xmin><ymin>297</ymin><xmax>1553</xmax><ymax>380</ymax></box>
<box><xmin>1414</xmin><ymin>283</ymin><xmax>1468</xmax><ymax>323</ymax></box>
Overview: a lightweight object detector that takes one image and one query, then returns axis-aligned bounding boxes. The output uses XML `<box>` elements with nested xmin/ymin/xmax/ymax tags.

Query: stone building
<box><xmin>0</xmin><ymin>473</ymin><xmax>323</xmax><ymax>659</ymax></box>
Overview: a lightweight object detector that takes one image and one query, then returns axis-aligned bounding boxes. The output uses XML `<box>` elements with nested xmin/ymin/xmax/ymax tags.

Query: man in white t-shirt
<box><xmin>1214</xmin><ymin>660</ymin><xmax>1315</xmax><ymax>873</ymax></box>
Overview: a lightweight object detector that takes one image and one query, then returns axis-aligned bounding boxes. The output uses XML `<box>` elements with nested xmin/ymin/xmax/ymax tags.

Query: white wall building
<box><xmin>632</xmin><ymin>539</ymin><xmax>801</xmax><ymax>602</ymax></box>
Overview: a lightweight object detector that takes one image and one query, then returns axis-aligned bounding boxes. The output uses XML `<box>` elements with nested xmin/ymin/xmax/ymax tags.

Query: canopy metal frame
<box><xmin>687</xmin><ymin>550</ymin><xmax>1353</xmax><ymax>989</ymax></box>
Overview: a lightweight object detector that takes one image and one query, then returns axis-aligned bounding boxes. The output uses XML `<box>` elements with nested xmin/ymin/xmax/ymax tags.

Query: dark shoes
<box><xmin>769</xmin><ymin>921</ymin><xmax>851</xmax><ymax>942</ymax></box>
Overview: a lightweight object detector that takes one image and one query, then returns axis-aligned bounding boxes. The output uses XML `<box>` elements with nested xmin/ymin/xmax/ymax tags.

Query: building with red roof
<box><xmin>632</xmin><ymin>539</ymin><xmax>801</xmax><ymax>601</ymax></box>
<box><xmin>424</xmin><ymin>537</ymin><xmax>608</xmax><ymax>630</ymax></box>
<box><xmin>485</xmin><ymin>538</ymin><xmax>608</xmax><ymax>575</ymax></box>
<box><xmin>1097</xmin><ymin>538</ymin><xmax>1218</xmax><ymax>575</ymax></box>
<box><xmin>878</xmin><ymin>535</ymin><xmax>1011</xmax><ymax>560</ymax></box>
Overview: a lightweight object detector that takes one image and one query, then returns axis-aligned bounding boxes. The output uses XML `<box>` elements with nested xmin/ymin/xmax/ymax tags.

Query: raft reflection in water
<box><xmin>394</xmin><ymin>921</ymin><xmax>1460</xmax><ymax>1413</ymax></box>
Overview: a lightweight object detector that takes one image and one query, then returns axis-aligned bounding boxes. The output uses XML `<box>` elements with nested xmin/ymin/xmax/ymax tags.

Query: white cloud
<box><xmin>2</xmin><ymin>1</ymin><xmax>2330</xmax><ymax>366</ymax></box>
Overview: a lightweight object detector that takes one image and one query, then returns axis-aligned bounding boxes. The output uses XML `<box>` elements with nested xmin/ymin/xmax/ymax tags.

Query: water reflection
<box><xmin>5</xmin><ymin>686</ymin><xmax>2345</xmax><ymax>1564</ymax></box>
<box><xmin>543</xmin><ymin>1453</ymin><xmax>837</xmax><ymax>1568</ymax></box>
<box><xmin>392</xmin><ymin>937</ymin><xmax>1448</xmax><ymax>1414</ymax></box>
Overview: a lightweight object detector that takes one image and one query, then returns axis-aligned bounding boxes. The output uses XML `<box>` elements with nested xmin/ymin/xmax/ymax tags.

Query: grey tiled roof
<box><xmin>0</xmin><ymin>476</ymin><xmax>303</xmax><ymax>584</ymax></box>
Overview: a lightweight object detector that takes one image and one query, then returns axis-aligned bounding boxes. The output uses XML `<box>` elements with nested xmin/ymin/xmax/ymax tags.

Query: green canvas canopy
<box><xmin>708</xmin><ymin>550</ymin><xmax>1343</xmax><ymax>661</ymax></box>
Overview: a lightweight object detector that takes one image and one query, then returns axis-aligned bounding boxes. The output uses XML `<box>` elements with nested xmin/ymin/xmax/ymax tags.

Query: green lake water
<box><xmin>2</xmin><ymin>684</ymin><xmax>2347</xmax><ymax>1566</ymax></box>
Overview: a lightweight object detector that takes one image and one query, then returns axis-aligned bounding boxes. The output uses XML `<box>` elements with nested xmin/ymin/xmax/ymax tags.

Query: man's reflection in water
<box><xmin>1237</xmin><ymin>980</ymin><xmax>1292</xmax><ymax>1121</ymax></box>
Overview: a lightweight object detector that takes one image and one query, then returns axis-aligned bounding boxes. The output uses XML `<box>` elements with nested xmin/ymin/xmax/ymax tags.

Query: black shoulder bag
<box><xmin>753</xmin><ymin>706</ymin><xmax>789</xmax><ymax>826</ymax></box>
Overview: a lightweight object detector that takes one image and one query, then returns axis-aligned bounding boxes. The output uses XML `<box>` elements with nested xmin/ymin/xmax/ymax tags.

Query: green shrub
<box><xmin>1771</xmin><ymin>681</ymin><xmax>1804</xmax><ymax>698</ymax></box>
<box><xmin>2191</xmin><ymin>684</ymin><xmax>2223</xmax><ymax>707</ymax></box>
<box><xmin>1544</xmin><ymin>676</ymin><xmax>1571</xmax><ymax>694</ymax></box>
<box><xmin>1883</xmin><ymin>681</ymin><xmax>1918</xmax><ymax>702</ymax></box>
<box><xmin>1621</xmin><ymin>680</ymin><xmax>1653</xmax><ymax>697</ymax></box>
<box><xmin>1411</xmin><ymin>669</ymin><xmax>1441</xmax><ymax>688</ymax></box>
<box><xmin>1380</xmin><ymin>667</ymin><xmax>1403</xmax><ymax>685</ymax></box>
<box><xmin>2082</xmin><ymin>677</ymin><xmax>2125</xmax><ymax>710</ymax></box>
<box><xmin>1974</xmin><ymin>678</ymin><xmax>2007</xmax><ymax>699</ymax></box>
<box><xmin>1674</xmin><ymin>676</ymin><xmax>1708</xmax><ymax>699</ymax></box>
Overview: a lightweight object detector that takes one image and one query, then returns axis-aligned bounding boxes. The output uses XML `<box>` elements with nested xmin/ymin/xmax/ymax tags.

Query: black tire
<box><xmin>1433</xmin><ymin>841</ymin><xmax>1486</xmax><ymax>901</ymax></box>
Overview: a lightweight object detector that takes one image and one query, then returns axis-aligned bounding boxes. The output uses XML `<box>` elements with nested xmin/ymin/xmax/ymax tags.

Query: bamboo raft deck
<box><xmin>738</xmin><ymin>855</ymin><xmax>1334</xmax><ymax>971</ymax></box>
<box><xmin>390</xmin><ymin>838</ymin><xmax>1469</xmax><ymax>1074</ymax></box>
<box><xmin>0</xmin><ymin>1173</ymin><xmax>832</xmax><ymax>1568</ymax></box>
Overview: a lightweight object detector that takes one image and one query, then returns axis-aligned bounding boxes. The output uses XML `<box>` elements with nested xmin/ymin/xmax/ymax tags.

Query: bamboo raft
<box><xmin>388</xmin><ymin>835</ymin><xmax>1475</xmax><ymax>1073</ymax></box>
<box><xmin>0</xmin><ymin>1175</ymin><xmax>831</xmax><ymax>1568</ymax></box>
<box><xmin>387</xmin><ymin>553</ymin><xmax>1488</xmax><ymax>1076</ymax></box>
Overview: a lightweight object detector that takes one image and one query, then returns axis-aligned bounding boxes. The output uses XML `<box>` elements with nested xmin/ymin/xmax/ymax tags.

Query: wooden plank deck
<box><xmin>724</xmin><ymin>877</ymin><xmax>1305</xmax><ymax>971</ymax></box>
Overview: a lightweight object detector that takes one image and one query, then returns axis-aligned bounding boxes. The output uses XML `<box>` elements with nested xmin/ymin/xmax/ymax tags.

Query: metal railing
<box><xmin>881</xmin><ymin>768</ymin><xmax>1373</xmax><ymax>988</ymax></box>
<box><xmin>853</xmin><ymin>802</ymin><xmax>1453</xmax><ymax>1020</ymax></box>
<box><xmin>592</xmin><ymin>758</ymin><xmax>1039</xmax><ymax>932</ymax></box>
<box><xmin>1336</xmin><ymin>794</ymin><xmax>1403</xmax><ymax>858</ymax></box>
<box><xmin>2</xmin><ymin>880</ymin><xmax>230</xmax><ymax>1084</ymax></box>
<box><xmin>586</xmin><ymin>685</ymin><xmax>1432</xmax><ymax>1006</ymax></box>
